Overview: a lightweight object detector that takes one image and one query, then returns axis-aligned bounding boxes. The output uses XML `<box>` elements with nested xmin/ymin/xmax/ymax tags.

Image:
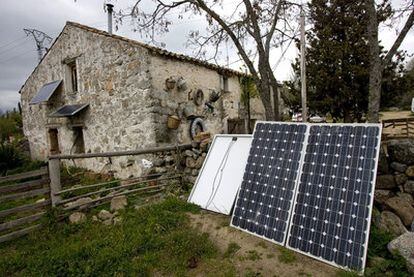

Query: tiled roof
<box><xmin>67</xmin><ymin>21</ymin><xmax>245</xmax><ymax>77</ymax></box>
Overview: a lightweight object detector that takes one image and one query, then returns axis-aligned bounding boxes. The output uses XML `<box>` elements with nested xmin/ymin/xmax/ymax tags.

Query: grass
<box><xmin>224</xmin><ymin>242</ymin><xmax>241</xmax><ymax>258</ymax></box>
<box><xmin>0</xmin><ymin>197</ymin><xmax>219</xmax><ymax>276</ymax></box>
<box><xmin>277</xmin><ymin>246</ymin><xmax>296</xmax><ymax>264</ymax></box>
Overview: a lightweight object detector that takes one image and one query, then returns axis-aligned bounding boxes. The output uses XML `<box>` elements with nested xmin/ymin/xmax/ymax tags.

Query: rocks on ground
<box><xmin>385</xmin><ymin>197</ymin><xmax>414</xmax><ymax>226</ymax></box>
<box><xmin>376</xmin><ymin>175</ymin><xmax>397</xmax><ymax>189</ymax></box>
<box><xmin>376</xmin><ymin>211</ymin><xmax>407</xmax><ymax>237</ymax></box>
<box><xmin>388</xmin><ymin>232</ymin><xmax>414</xmax><ymax>273</ymax></box>
<box><xmin>110</xmin><ymin>195</ymin><xmax>128</xmax><ymax>211</ymax></box>
<box><xmin>69</xmin><ymin>212</ymin><xmax>86</xmax><ymax>224</ymax></box>
<box><xmin>387</xmin><ymin>139</ymin><xmax>414</xmax><ymax>165</ymax></box>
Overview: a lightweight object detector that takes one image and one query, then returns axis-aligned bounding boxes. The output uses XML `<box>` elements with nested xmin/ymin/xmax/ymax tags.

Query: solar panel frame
<box><xmin>30</xmin><ymin>80</ymin><xmax>62</xmax><ymax>105</ymax></box>
<box><xmin>188</xmin><ymin>134</ymin><xmax>252</xmax><ymax>215</ymax></box>
<box><xmin>49</xmin><ymin>104</ymin><xmax>89</xmax><ymax>117</ymax></box>
<box><xmin>285</xmin><ymin>123</ymin><xmax>382</xmax><ymax>273</ymax></box>
<box><xmin>230</xmin><ymin>121</ymin><xmax>308</xmax><ymax>246</ymax></box>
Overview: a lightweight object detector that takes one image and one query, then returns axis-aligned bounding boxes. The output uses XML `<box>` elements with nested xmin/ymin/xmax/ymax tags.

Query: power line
<box><xmin>0</xmin><ymin>49</ymin><xmax>36</xmax><ymax>64</ymax></box>
<box><xmin>0</xmin><ymin>38</ymin><xmax>31</xmax><ymax>57</ymax></box>
<box><xmin>0</xmin><ymin>36</ymin><xmax>27</xmax><ymax>50</ymax></box>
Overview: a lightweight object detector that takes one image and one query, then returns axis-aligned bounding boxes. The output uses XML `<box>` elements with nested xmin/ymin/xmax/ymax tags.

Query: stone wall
<box><xmin>373</xmin><ymin>139</ymin><xmax>414</xmax><ymax>236</ymax></box>
<box><xmin>20</xmin><ymin>24</ymin><xmax>156</xmax><ymax>179</ymax></box>
<box><xmin>20</xmin><ymin>23</ymin><xmax>265</xmax><ymax>179</ymax></box>
<box><xmin>148</xmin><ymin>55</ymin><xmax>265</xmax><ymax>145</ymax></box>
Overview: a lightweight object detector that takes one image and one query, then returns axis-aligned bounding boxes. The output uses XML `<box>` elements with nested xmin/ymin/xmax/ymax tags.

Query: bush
<box><xmin>0</xmin><ymin>143</ymin><xmax>24</xmax><ymax>175</ymax></box>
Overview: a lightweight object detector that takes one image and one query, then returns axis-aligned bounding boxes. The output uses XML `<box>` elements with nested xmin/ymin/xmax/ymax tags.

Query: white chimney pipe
<box><xmin>106</xmin><ymin>4</ymin><xmax>114</xmax><ymax>34</ymax></box>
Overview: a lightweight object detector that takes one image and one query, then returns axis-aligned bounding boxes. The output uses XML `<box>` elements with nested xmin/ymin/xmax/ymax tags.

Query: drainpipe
<box><xmin>106</xmin><ymin>3</ymin><xmax>114</xmax><ymax>34</ymax></box>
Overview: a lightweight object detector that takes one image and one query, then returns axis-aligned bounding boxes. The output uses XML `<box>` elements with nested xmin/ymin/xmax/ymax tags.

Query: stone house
<box><xmin>20</xmin><ymin>21</ymin><xmax>266</xmax><ymax>177</ymax></box>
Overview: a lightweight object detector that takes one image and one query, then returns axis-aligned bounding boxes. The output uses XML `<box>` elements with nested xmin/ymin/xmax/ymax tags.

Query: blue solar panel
<box><xmin>231</xmin><ymin>122</ymin><xmax>307</xmax><ymax>244</ymax></box>
<box><xmin>230</xmin><ymin>122</ymin><xmax>381</xmax><ymax>272</ymax></box>
<box><xmin>30</xmin><ymin>80</ymin><xmax>62</xmax><ymax>104</ymax></box>
<box><xmin>287</xmin><ymin>124</ymin><xmax>381</xmax><ymax>271</ymax></box>
<box><xmin>49</xmin><ymin>104</ymin><xmax>89</xmax><ymax>117</ymax></box>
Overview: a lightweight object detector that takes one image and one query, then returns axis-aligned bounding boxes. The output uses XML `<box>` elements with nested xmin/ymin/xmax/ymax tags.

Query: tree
<box><xmin>366</xmin><ymin>0</ymin><xmax>414</xmax><ymax>122</ymax></box>
<box><xmin>240</xmin><ymin>76</ymin><xmax>259</xmax><ymax>132</ymax></box>
<box><xmin>117</xmin><ymin>0</ymin><xmax>300</xmax><ymax>121</ymax></box>
<box><xmin>288</xmin><ymin>0</ymin><xmax>407</xmax><ymax>122</ymax></box>
<box><xmin>302</xmin><ymin>0</ymin><xmax>371</xmax><ymax>122</ymax></box>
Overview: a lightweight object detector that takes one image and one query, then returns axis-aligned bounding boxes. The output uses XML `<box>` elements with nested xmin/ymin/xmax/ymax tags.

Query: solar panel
<box><xmin>231</xmin><ymin>122</ymin><xmax>307</xmax><ymax>244</ymax></box>
<box><xmin>188</xmin><ymin>135</ymin><xmax>252</xmax><ymax>215</ymax></box>
<box><xmin>49</xmin><ymin>104</ymin><xmax>89</xmax><ymax>117</ymax></box>
<box><xmin>286</xmin><ymin>124</ymin><xmax>381</xmax><ymax>271</ymax></box>
<box><xmin>30</xmin><ymin>80</ymin><xmax>62</xmax><ymax>104</ymax></box>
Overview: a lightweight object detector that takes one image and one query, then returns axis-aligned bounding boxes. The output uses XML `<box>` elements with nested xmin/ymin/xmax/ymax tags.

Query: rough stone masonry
<box><xmin>19</xmin><ymin>21</ymin><xmax>266</xmax><ymax>178</ymax></box>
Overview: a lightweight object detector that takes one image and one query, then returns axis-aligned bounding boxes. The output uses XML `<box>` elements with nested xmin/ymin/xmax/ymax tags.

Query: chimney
<box><xmin>106</xmin><ymin>3</ymin><xmax>114</xmax><ymax>34</ymax></box>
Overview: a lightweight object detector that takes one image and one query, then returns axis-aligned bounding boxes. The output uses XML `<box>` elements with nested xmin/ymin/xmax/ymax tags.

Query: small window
<box><xmin>72</xmin><ymin>127</ymin><xmax>85</xmax><ymax>154</ymax></box>
<box><xmin>220</xmin><ymin>75</ymin><xmax>229</xmax><ymax>92</ymax></box>
<box><xmin>65</xmin><ymin>61</ymin><xmax>78</xmax><ymax>93</ymax></box>
<box><xmin>48</xmin><ymin>128</ymin><xmax>60</xmax><ymax>154</ymax></box>
<box><xmin>69</xmin><ymin>62</ymin><xmax>78</xmax><ymax>92</ymax></box>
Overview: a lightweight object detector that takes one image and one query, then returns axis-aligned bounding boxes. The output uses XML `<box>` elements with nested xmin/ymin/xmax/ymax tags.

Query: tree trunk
<box><xmin>366</xmin><ymin>0</ymin><xmax>382</xmax><ymax>123</ymax></box>
<box><xmin>255</xmin><ymin>78</ymin><xmax>275</xmax><ymax>121</ymax></box>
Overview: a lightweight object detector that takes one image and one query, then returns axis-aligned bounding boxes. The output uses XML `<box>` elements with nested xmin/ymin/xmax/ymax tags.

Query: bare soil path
<box><xmin>188</xmin><ymin>211</ymin><xmax>339</xmax><ymax>277</ymax></box>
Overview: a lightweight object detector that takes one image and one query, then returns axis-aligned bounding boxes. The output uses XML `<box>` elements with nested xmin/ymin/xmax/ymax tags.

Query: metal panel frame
<box><xmin>188</xmin><ymin>134</ymin><xmax>252</xmax><ymax>215</ymax></box>
<box><xmin>284</xmin><ymin>122</ymin><xmax>382</xmax><ymax>273</ymax></box>
<box><xmin>229</xmin><ymin>121</ymin><xmax>382</xmax><ymax>273</ymax></box>
<box><xmin>49</xmin><ymin>104</ymin><xmax>89</xmax><ymax>118</ymax></box>
<box><xmin>230</xmin><ymin>121</ymin><xmax>308</xmax><ymax>246</ymax></box>
<box><xmin>29</xmin><ymin>80</ymin><xmax>62</xmax><ymax>105</ymax></box>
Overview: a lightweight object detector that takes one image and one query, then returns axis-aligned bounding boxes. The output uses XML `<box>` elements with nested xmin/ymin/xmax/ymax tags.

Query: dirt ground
<box><xmin>187</xmin><ymin>211</ymin><xmax>339</xmax><ymax>277</ymax></box>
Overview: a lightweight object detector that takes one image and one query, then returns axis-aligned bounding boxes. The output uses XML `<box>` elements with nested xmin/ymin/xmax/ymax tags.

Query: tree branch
<box><xmin>383</xmin><ymin>9</ymin><xmax>414</xmax><ymax>66</ymax></box>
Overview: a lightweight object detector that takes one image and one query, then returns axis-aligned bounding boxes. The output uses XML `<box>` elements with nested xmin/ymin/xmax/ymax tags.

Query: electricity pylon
<box><xmin>23</xmin><ymin>28</ymin><xmax>53</xmax><ymax>62</ymax></box>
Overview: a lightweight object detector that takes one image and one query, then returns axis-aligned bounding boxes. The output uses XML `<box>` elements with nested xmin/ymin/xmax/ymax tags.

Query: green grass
<box><xmin>224</xmin><ymin>242</ymin><xmax>241</xmax><ymax>258</ymax></box>
<box><xmin>277</xmin><ymin>247</ymin><xmax>296</xmax><ymax>264</ymax></box>
<box><xmin>0</xmin><ymin>197</ymin><xmax>218</xmax><ymax>276</ymax></box>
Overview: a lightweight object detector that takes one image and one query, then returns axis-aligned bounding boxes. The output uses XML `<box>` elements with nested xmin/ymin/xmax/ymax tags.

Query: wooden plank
<box><xmin>0</xmin><ymin>188</ymin><xmax>50</xmax><ymax>202</ymax></box>
<box><xmin>48</xmin><ymin>144</ymin><xmax>192</xmax><ymax>160</ymax></box>
<box><xmin>0</xmin><ymin>224</ymin><xmax>41</xmax><ymax>244</ymax></box>
<box><xmin>48</xmin><ymin>159</ymin><xmax>61</xmax><ymax>207</ymax></box>
<box><xmin>0</xmin><ymin>212</ymin><xmax>44</xmax><ymax>232</ymax></box>
<box><xmin>64</xmin><ymin>185</ymin><xmax>167</xmax><ymax>211</ymax></box>
<box><xmin>55</xmin><ymin>173</ymin><xmax>165</xmax><ymax>195</ymax></box>
<box><xmin>0</xmin><ymin>167</ymin><xmax>48</xmax><ymax>184</ymax></box>
<box><xmin>57</xmin><ymin>175</ymin><xmax>181</xmax><ymax>206</ymax></box>
<box><xmin>0</xmin><ymin>200</ymin><xmax>51</xmax><ymax>218</ymax></box>
<box><xmin>382</xmin><ymin>117</ymin><xmax>414</xmax><ymax>123</ymax></box>
<box><xmin>0</xmin><ymin>178</ymin><xmax>49</xmax><ymax>194</ymax></box>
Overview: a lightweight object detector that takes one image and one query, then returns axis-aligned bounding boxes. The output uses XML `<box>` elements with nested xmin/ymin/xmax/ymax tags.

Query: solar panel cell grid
<box><xmin>231</xmin><ymin>122</ymin><xmax>307</xmax><ymax>244</ymax></box>
<box><xmin>287</xmin><ymin>125</ymin><xmax>380</xmax><ymax>271</ymax></box>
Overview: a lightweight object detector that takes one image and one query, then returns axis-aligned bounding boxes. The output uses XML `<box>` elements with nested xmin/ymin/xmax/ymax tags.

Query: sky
<box><xmin>0</xmin><ymin>0</ymin><xmax>413</xmax><ymax>112</ymax></box>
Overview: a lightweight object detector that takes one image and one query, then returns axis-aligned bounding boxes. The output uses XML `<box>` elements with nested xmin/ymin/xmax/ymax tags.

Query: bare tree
<box><xmin>116</xmin><ymin>0</ymin><xmax>300</xmax><ymax>121</ymax></box>
<box><xmin>366</xmin><ymin>0</ymin><xmax>414</xmax><ymax>123</ymax></box>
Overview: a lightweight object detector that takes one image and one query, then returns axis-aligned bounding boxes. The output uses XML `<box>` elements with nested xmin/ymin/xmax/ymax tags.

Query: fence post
<box><xmin>48</xmin><ymin>159</ymin><xmax>61</xmax><ymax>207</ymax></box>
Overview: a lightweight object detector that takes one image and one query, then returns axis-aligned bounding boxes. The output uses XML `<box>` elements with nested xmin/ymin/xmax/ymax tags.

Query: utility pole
<box><xmin>300</xmin><ymin>6</ymin><xmax>307</xmax><ymax>122</ymax></box>
<box><xmin>23</xmin><ymin>28</ymin><xmax>52</xmax><ymax>62</ymax></box>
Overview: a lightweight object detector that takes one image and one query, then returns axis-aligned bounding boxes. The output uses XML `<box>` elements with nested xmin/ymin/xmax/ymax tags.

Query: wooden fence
<box><xmin>382</xmin><ymin>117</ymin><xmax>414</xmax><ymax>140</ymax></box>
<box><xmin>48</xmin><ymin>144</ymin><xmax>192</xmax><ymax>211</ymax></box>
<box><xmin>0</xmin><ymin>167</ymin><xmax>50</xmax><ymax>243</ymax></box>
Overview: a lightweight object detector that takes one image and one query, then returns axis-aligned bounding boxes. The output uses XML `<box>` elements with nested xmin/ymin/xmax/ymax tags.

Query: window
<box><xmin>220</xmin><ymin>75</ymin><xmax>229</xmax><ymax>92</ymax></box>
<box><xmin>72</xmin><ymin>127</ymin><xmax>85</xmax><ymax>154</ymax></box>
<box><xmin>48</xmin><ymin>128</ymin><xmax>60</xmax><ymax>154</ymax></box>
<box><xmin>69</xmin><ymin>61</ymin><xmax>78</xmax><ymax>92</ymax></box>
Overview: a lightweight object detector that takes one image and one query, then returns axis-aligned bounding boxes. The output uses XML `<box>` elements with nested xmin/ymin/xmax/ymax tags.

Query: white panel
<box><xmin>188</xmin><ymin>134</ymin><xmax>252</xmax><ymax>215</ymax></box>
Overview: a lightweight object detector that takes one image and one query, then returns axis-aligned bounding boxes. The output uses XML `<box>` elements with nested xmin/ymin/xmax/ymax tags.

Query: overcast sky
<box><xmin>0</xmin><ymin>0</ymin><xmax>413</xmax><ymax>112</ymax></box>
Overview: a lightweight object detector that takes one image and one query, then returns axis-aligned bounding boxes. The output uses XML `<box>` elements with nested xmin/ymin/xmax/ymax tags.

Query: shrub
<box><xmin>0</xmin><ymin>142</ymin><xmax>24</xmax><ymax>175</ymax></box>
